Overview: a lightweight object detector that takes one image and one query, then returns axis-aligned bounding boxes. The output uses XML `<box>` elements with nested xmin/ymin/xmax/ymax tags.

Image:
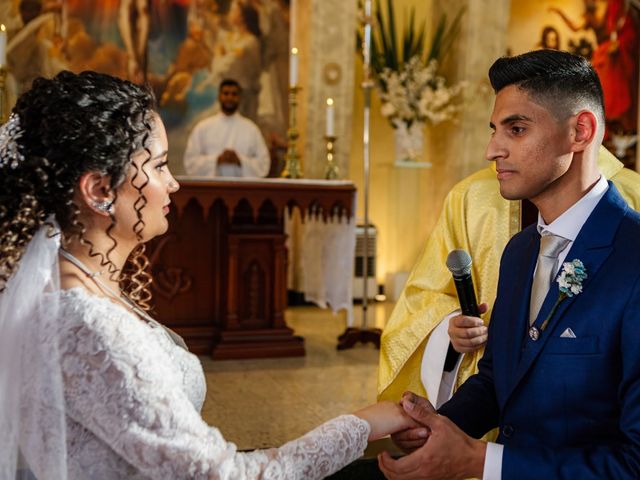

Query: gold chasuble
<box><xmin>378</xmin><ymin>147</ymin><xmax>640</xmax><ymax>426</ymax></box>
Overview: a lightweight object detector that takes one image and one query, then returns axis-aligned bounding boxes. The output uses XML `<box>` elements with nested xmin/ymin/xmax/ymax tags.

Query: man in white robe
<box><xmin>183</xmin><ymin>79</ymin><xmax>270</xmax><ymax>177</ymax></box>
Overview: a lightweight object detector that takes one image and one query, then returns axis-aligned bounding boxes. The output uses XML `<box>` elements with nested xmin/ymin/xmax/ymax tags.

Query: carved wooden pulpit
<box><xmin>147</xmin><ymin>178</ymin><xmax>356</xmax><ymax>359</ymax></box>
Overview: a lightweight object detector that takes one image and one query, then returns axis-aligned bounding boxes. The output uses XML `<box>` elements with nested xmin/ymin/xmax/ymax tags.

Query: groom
<box><xmin>379</xmin><ymin>50</ymin><xmax>640</xmax><ymax>479</ymax></box>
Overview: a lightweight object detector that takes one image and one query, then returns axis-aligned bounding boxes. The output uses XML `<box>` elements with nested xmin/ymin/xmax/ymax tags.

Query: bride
<box><xmin>0</xmin><ymin>71</ymin><xmax>412</xmax><ymax>480</ymax></box>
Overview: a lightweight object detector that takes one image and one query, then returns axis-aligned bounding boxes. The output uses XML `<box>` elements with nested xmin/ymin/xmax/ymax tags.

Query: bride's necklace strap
<box><xmin>59</xmin><ymin>249</ymin><xmax>125</xmax><ymax>303</ymax></box>
<box><xmin>58</xmin><ymin>248</ymin><xmax>189</xmax><ymax>350</ymax></box>
<box><xmin>59</xmin><ymin>248</ymin><xmax>105</xmax><ymax>279</ymax></box>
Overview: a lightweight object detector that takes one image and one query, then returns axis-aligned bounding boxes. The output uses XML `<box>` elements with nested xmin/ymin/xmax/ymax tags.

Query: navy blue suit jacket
<box><xmin>439</xmin><ymin>183</ymin><xmax>640</xmax><ymax>478</ymax></box>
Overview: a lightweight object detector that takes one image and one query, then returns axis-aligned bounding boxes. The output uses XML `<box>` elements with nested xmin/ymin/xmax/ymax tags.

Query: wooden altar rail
<box><xmin>148</xmin><ymin>178</ymin><xmax>356</xmax><ymax>359</ymax></box>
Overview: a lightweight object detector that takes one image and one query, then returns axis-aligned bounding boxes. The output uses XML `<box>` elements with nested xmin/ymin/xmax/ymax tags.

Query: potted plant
<box><xmin>359</xmin><ymin>0</ymin><xmax>467</xmax><ymax>164</ymax></box>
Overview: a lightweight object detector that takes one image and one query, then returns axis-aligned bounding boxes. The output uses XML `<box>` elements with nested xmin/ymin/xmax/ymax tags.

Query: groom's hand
<box><xmin>390</xmin><ymin>392</ymin><xmax>433</xmax><ymax>452</ymax></box>
<box><xmin>449</xmin><ymin>302</ymin><xmax>489</xmax><ymax>353</ymax></box>
<box><xmin>379</xmin><ymin>392</ymin><xmax>487</xmax><ymax>480</ymax></box>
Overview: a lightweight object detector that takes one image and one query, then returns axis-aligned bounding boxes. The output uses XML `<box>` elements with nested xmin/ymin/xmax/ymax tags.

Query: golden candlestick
<box><xmin>0</xmin><ymin>67</ymin><xmax>8</xmax><ymax>125</ymax></box>
<box><xmin>324</xmin><ymin>135</ymin><xmax>339</xmax><ymax>179</ymax></box>
<box><xmin>281</xmin><ymin>85</ymin><xmax>303</xmax><ymax>179</ymax></box>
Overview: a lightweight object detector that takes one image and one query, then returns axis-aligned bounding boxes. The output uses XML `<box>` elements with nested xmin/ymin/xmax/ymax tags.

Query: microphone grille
<box><xmin>446</xmin><ymin>249</ymin><xmax>472</xmax><ymax>278</ymax></box>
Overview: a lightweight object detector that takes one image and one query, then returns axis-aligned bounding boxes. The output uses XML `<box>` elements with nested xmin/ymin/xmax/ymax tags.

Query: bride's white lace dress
<box><xmin>54</xmin><ymin>287</ymin><xmax>369</xmax><ymax>479</ymax></box>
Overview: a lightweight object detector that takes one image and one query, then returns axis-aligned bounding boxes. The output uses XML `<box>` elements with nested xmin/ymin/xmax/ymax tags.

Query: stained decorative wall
<box><xmin>2</xmin><ymin>0</ymin><xmax>290</xmax><ymax>171</ymax></box>
<box><xmin>508</xmin><ymin>0</ymin><xmax>639</xmax><ymax>170</ymax></box>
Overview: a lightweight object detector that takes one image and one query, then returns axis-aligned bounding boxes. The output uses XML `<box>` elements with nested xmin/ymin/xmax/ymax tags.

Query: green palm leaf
<box><xmin>438</xmin><ymin>7</ymin><xmax>466</xmax><ymax>63</ymax></box>
<box><xmin>427</xmin><ymin>14</ymin><xmax>446</xmax><ymax>63</ymax></box>
<box><xmin>355</xmin><ymin>1</ymin><xmax>467</xmax><ymax>130</ymax></box>
<box><xmin>357</xmin><ymin>1</ymin><xmax>465</xmax><ymax>78</ymax></box>
<box><xmin>386</xmin><ymin>0</ymin><xmax>398</xmax><ymax>70</ymax></box>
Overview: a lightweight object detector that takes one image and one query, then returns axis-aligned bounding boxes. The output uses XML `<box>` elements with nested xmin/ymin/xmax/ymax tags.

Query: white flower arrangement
<box><xmin>378</xmin><ymin>56</ymin><xmax>466</xmax><ymax>129</ymax></box>
<box><xmin>357</xmin><ymin>1</ymin><xmax>466</xmax><ymax>133</ymax></box>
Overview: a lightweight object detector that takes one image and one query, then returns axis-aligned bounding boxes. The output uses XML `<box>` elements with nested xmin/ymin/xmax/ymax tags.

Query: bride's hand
<box><xmin>354</xmin><ymin>401</ymin><xmax>424</xmax><ymax>441</ymax></box>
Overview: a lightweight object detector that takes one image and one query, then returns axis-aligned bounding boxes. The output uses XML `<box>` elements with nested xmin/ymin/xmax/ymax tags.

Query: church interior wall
<box><xmin>3</xmin><ymin>0</ymin><xmax>637</xmax><ymax>295</ymax></box>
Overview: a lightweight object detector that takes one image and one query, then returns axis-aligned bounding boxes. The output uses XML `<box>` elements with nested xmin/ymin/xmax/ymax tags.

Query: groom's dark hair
<box><xmin>488</xmin><ymin>49</ymin><xmax>604</xmax><ymax>125</ymax></box>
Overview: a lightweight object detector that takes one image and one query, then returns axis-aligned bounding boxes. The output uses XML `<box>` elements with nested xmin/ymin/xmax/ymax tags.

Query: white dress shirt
<box><xmin>483</xmin><ymin>175</ymin><xmax>608</xmax><ymax>480</ymax></box>
<box><xmin>183</xmin><ymin>112</ymin><xmax>270</xmax><ymax>178</ymax></box>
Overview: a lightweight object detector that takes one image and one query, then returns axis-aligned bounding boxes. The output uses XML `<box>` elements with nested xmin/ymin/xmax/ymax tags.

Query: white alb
<box><xmin>183</xmin><ymin>112</ymin><xmax>270</xmax><ymax>178</ymax></box>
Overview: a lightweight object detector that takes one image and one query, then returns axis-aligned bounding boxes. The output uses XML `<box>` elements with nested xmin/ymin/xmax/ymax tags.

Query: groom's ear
<box><xmin>569</xmin><ymin>110</ymin><xmax>598</xmax><ymax>153</ymax></box>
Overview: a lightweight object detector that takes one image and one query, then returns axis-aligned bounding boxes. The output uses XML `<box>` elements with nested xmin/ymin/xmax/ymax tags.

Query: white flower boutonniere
<box><xmin>537</xmin><ymin>259</ymin><xmax>587</xmax><ymax>334</ymax></box>
<box><xmin>556</xmin><ymin>259</ymin><xmax>587</xmax><ymax>297</ymax></box>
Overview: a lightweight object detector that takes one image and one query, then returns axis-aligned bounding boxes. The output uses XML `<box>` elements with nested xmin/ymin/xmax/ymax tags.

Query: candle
<box><xmin>326</xmin><ymin>98</ymin><xmax>335</xmax><ymax>136</ymax></box>
<box><xmin>289</xmin><ymin>0</ymin><xmax>297</xmax><ymax>54</ymax></box>
<box><xmin>0</xmin><ymin>25</ymin><xmax>6</xmax><ymax>68</ymax></box>
<box><xmin>363</xmin><ymin>0</ymin><xmax>371</xmax><ymax>66</ymax></box>
<box><xmin>289</xmin><ymin>47</ymin><xmax>298</xmax><ymax>87</ymax></box>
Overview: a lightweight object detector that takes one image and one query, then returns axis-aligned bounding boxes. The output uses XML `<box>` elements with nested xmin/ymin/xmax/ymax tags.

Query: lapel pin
<box><xmin>529</xmin><ymin>326</ymin><xmax>540</xmax><ymax>341</ymax></box>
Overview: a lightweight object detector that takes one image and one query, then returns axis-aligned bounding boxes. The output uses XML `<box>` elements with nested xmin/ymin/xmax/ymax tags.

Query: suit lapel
<box><xmin>504</xmin><ymin>183</ymin><xmax>627</xmax><ymax>402</ymax></box>
<box><xmin>500</xmin><ymin>229</ymin><xmax>538</xmax><ymax>398</ymax></box>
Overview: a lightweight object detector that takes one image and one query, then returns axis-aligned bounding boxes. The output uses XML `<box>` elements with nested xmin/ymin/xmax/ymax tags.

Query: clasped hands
<box><xmin>217</xmin><ymin>149</ymin><xmax>241</xmax><ymax>166</ymax></box>
<box><xmin>377</xmin><ymin>392</ymin><xmax>486</xmax><ymax>480</ymax></box>
<box><xmin>374</xmin><ymin>304</ymin><xmax>490</xmax><ymax>480</ymax></box>
<box><xmin>358</xmin><ymin>306</ymin><xmax>490</xmax><ymax>479</ymax></box>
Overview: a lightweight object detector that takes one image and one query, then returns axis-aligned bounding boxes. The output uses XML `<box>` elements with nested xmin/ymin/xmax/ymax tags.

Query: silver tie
<box><xmin>529</xmin><ymin>234</ymin><xmax>570</xmax><ymax>325</ymax></box>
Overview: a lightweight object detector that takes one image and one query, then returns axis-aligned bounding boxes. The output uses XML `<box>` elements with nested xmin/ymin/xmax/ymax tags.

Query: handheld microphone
<box><xmin>442</xmin><ymin>249</ymin><xmax>480</xmax><ymax>372</ymax></box>
<box><xmin>446</xmin><ymin>249</ymin><xmax>480</xmax><ymax>317</ymax></box>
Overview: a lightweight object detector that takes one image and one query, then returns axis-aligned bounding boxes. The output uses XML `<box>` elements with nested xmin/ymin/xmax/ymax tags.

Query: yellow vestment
<box><xmin>378</xmin><ymin>148</ymin><xmax>640</xmax><ymax>415</ymax></box>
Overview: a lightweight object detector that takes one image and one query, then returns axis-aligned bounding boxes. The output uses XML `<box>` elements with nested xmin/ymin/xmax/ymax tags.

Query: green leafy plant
<box><xmin>357</xmin><ymin>1</ymin><xmax>467</xmax><ymax>129</ymax></box>
<box><xmin>358</xmin><ymin>1</ymin><xmax>465</xmax><ymax>78</ymax></box>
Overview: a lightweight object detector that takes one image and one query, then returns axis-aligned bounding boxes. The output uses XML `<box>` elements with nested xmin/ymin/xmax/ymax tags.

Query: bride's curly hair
<box><xmin>0</xmin><ymin>70</ymin><xmax>157</xmax><ymax>309</ymax></box>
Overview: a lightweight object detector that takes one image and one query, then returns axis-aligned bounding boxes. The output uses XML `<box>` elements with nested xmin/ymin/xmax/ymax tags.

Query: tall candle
<box><xmin>0</xmin><ymin>25</ymin><xmax>6</xmax><ymax>68</ymax></box>
<box><xmin>363</xmin><ymin>0</ymin><xmax>371</xmax><ymax>66</ymax></box>
<box><xmin>289</xmin><ymin>0</ymin><xmax>297</xmax><ymax>55</ymax></box>
<box><xmin>289</xmin><ymin>47</ymin><xmax>298</xmax><ymax>87</ymax></box>
<box><xmin>326</xmin><ymin>98</ymin><xmax>335</xmax><ymax>136</ymax></box>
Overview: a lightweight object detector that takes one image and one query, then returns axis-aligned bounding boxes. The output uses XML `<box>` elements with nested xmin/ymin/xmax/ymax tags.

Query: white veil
<box><xmin>0</xmin><ymin>218</ymin><xmax>68</xmax><ymax>480</ymax></box>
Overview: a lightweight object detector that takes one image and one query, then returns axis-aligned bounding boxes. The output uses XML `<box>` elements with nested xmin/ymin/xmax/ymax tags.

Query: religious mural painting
<box><xmin>508</xmin><ymin>0</ymin><xmax>639</xmax><ymax>170</ymax></box>
<box><xmin>2</xmin><ymin>0</ymin><xmax>290</xmax><ymax>170</ymax></box>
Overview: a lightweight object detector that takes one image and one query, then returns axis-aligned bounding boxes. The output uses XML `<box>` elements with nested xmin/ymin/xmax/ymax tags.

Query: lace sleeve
<box><xmin>59</xmin><ymin>296</ymin><xmax>370</xmax><ymax>479</ymax></box>
<box><xmin>240</xmin><ymin>415</ymin><xmax>370</xmax><ymax>479</ymax></box>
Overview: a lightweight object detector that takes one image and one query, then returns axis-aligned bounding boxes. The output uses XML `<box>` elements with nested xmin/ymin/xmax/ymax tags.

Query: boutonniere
<box><xmin>530</xmin><ymin>259</ymin><xmax>587</xmax><ymax>341</ymax></box>
<box><xmin>556</xmin><ymin>259</ymin><xmax>588</xmax><ymax>297</ymax></box>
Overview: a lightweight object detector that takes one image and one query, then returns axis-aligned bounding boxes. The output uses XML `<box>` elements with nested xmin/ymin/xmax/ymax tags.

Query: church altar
<box><xmin>147</xmin><ymin>177</ymin><xmax>356</xmax><ymax>359</ymax></box>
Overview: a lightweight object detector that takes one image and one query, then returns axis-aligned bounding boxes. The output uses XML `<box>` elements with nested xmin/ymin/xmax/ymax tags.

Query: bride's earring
<box><xmin>93</xmin><ymin>200</ymin><xmax>115</xmax><ymax>215</ymax></box>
